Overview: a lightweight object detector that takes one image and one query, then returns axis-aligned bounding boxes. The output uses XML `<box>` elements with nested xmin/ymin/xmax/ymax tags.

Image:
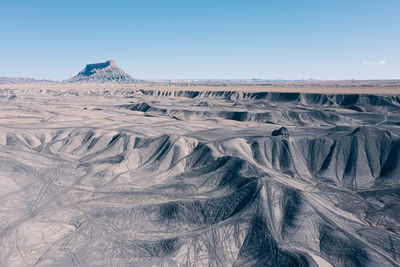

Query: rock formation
<box><xmin>64</xmin><ymin>60</ymin><xmax>138</xmax><ymax>83</ymax></box>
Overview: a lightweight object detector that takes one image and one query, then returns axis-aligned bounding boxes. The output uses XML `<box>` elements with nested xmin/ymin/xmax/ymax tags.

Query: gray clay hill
<box><xmin>64</xmin><ymin>60</ymin><xmax>137</xmax><ymax>83</ymax></box>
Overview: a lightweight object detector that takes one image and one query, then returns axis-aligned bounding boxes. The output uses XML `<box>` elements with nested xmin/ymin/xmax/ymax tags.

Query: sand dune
<box><xmin>0</xmin><ymin>87</ymin><xmax>399</xmax><ymax>266</ymax></box>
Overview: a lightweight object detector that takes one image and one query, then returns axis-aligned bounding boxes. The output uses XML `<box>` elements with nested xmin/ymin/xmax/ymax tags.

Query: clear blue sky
<box><xmin>0</xmin><ymin>0</ymin><xmax>399</xmax><ymax>80</ymax></box>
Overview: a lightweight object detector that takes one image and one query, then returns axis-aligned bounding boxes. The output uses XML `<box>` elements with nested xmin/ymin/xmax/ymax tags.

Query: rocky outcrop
<box><xmin>64</xmin><ymin>60</ymin><xmax>139</xmax><ymax>84</ymax></box>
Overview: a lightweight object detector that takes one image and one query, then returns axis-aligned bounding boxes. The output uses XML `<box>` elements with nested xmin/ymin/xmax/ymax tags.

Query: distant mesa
<box><xmin>64</xmin><ymin>60</ymin><xmax>139</xmax><ymax>84</ymax></box>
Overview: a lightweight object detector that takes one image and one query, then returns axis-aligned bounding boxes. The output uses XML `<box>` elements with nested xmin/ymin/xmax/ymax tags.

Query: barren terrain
<box><xmin>0</xmin><ymin>84</ymin><xmax>400</xmax><ymax>266</ymax></box>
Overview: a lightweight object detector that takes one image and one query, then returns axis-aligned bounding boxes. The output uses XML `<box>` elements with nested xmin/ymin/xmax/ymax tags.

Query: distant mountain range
<box><xmin>1</xmin><ymin>61</ymin><xmax>399</xmax><ymax>86</ymax></box>
<box><xmin>0</xmin><ymin>77</ymin><xmax>58</xmax><ymax>85</ymax></box>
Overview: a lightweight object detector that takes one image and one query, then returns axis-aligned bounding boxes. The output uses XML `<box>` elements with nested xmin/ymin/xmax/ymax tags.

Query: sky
<box><xmin>0</xmin><ymin>0</ymin><xmax>399</xmax><ymax>80</ymax></box>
